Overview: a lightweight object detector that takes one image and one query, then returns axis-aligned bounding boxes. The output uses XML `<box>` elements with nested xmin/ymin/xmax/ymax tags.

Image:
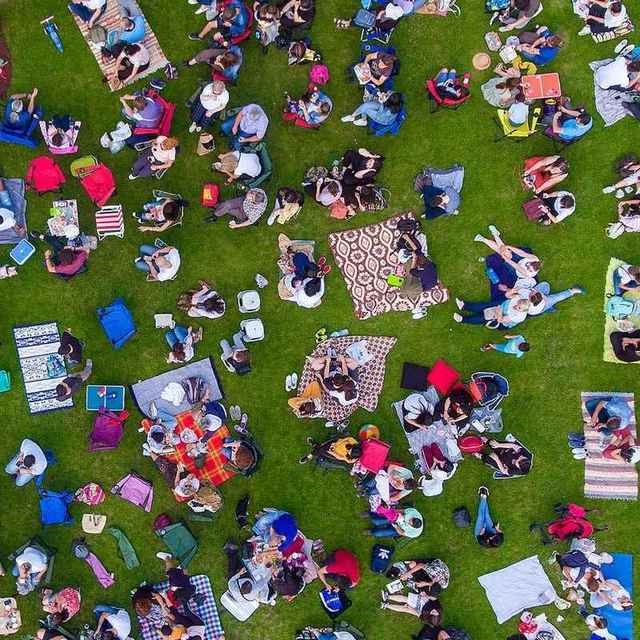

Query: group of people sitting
<box><xmin>574</xmin><ymin>0</ymin><xmax>631</xmax><ymax>39</ymax></box>
<box><xmin>605</xmin><ymin>261</ymin><xmax>640</xmax><ymax>361</ymax></box>
<box><xmin>521</xmin><ymin>154</ymin><xmax>576</xmax><ymax>224</ymax></box>
<box><xmin>304</xmin><ymin>147</ymin><xmax>386</xmax><ymax>219</ymax></box>
<box><xmin>453</xmin><ymin>225</ymin><xmax>584</xmax><ymax>329</ymax></box>
<box><xmin>604</xmin><ymin>155</ymin><xmax>640</xmax><ymax>237</ymax></box>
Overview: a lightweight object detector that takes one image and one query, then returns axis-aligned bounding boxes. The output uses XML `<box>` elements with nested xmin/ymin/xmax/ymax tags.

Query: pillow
<box><xmin>426</xmin><ymin>359</ymin><xmax>460</xmax><ymax>395</ymax></box>
<box><xmin>359</xmin><ymin>439</ymin><xmax>390</xmax><ymax>473</ymax></box>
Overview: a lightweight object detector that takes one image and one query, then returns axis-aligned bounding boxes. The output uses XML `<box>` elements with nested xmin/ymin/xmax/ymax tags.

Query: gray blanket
<box><xmin>0</xmin><ymin>178</ymin><xmax>27</xmax><ymax>244</ymax></box>
<box><xmin>591</xmin><ymin>59</ymin><xmax>636</xmax><ymax>126</ymax></box>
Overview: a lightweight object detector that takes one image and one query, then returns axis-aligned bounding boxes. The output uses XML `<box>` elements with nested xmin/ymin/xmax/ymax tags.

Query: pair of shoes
<box><xmin>478</xmin><ymin>485</ymin><xmax>489</xmax><ymax>496</ymax></box>
<box><xmin>411</xmin><ymin>309</ymin><xmax>427</xmax><ymax>319</ymax></box>
<box><xmin>353</xmin><ymin>117</ymin><xmax>368</xmax><ymax>127</ymax></box>
<box><xmin>230</xmin><ymin>404</ymin><xmax>242</xmax><ymax>422</ymax></box>
<box><xmin>602</xmin><ymin>185</ymin><xmax>616</xmax><ymax>194</ymax></box>
<box><xmin>578</xmin><ymin>25</ymin><xmax>591</xmax><ymax>36</ymax></box>
<box><xmin>455</xmin><ymin>297</ymin><xmax>464</xmax><ymax>310</ymax></box>
<box><xmin>341</xmin><ymin>114</ymin><xmax>355</xmax><ymax>122</ymax></box>
<box><xmin>236</xmin><ymin>413</ymin><xmax>248</xmax><ymax>433</ymax></box>
<box><xmin>285</xmin><ymin>372</ymin><xmax>298</xmax><ymax>391</ymax></box>
<box><xmin>614</xmin><ymin>38</ymin><xmax>629</xmax><ymax>54</ymax></box>
<box><xmin>188</xmin><ymin>32</ymin><xmax>202</xmax><ymax>41</ymax></box>
<box><xmin>615</xmin><ymin>189</ymin><xmax>625</xmax><ymax>199</ymax></box>
<box><xmin>453</xmin><ymin>313</ymin><xmax>463</xmax><ymax>323</ymax></box>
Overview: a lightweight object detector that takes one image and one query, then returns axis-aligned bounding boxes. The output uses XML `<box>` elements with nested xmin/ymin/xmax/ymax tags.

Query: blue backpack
<box><xmin>371</xmin><ymin>544</ymin><xmax>394</xmax><ymax>573</ymax></box>
<box><xmin>605</xmin><ymin>295</ymin><xmax>639</xmax><ymax>319</ymax></box>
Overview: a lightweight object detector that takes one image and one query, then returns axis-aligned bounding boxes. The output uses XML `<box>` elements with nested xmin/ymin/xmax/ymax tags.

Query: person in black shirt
<box><xmin>58</xmin><ymin>329</ymin><xmax>83</xmax><ymax>366</ymax></box>
<box><xmin>610</xmin><ymin>330</ymin><xmax>640</xmax><ymax>363</ymax></box>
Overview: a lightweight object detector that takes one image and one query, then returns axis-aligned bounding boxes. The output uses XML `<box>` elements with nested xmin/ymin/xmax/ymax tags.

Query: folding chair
<box><xmin>494</xmin><ymin>106</ymin><xmax>541</xmax><ymax>142</ymax></box>
<box><xmin>151</xmin><ymin>189</ymin><xmax>186</xmax><ymax>227</ymax></box>
<box><xmin>95</xmin><ymin>205</ymin><xmax>124</xmax><ymax>240</ymax></box>
<box><xmin>8</xmin><ymin>537</ymin><xmax>56</xmax><ymax>586</ymax></box>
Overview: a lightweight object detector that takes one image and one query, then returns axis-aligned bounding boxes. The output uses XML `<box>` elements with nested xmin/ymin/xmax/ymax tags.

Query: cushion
<box><xmin>359</xmin><ymin>439</ymin><xmax>390</xmax><ymax>473</ymax></box>
<box><xmin>426</xmin><ymin>359</ymin><xmax>460</xmax><ymax>395</ymax></box>
<box><xmin>400</xmin><ymin>362</ymin><xmax>430</xmax><ymax>390</ymax></box>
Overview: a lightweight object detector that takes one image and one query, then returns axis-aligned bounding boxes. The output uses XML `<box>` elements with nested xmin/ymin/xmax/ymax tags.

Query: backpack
<box><xmin>25</xmin><ymin>156</ymin><xmax>66</xmax><ymax>195</ymax></box>
<box><xmin>154</xmin><ymin>513</ymin><xmax>172</xmax><ymax>531</ymax></box>
<box><xmin>71</xmin><ymin>538</ymin><xmax>90</xmax><ymax>560</ymax></box>
<box><xmin>181</xmin><ymin>376</ymin><xmax>208</xmax><ymax>405</ymax></box>
<box><xmin>605</xmin><ymin>295</ymin><xmax>639</xmax><ymax>319</ymax></box>
<box><xmin>452</xmin><ymin>506</ymin><xmax>471</xmax><ymax>528</ymax></box>
<box><xmin>360</xmin><ymin>185</ymin><xmax>389</xmax><ymax>211</ymax></box>
<box><xmin>371</xmin><ymin>544</ymin><xmax>394</xmax><ymax>573</ymax></box>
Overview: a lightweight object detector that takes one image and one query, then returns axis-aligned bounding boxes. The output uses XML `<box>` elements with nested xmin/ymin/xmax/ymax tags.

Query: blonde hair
<box><xmin>162</xmin><ymin>137</ymin><xmax>179</xmax><ymax>150</ymax></box>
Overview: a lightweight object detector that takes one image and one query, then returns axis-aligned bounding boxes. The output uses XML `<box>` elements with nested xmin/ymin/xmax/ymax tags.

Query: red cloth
<box><xmin>547</xmin><ymin>515</ymin><xmax>593</xmax><ymax>541</ymax></box>
<box><xmin>458</xmin><ymin>434</ymin><xmax>485</xmax><ymax>454</ymax></box>
<box><xmin>25</xmin><ymin>156</ymin><xmax>66</xmax><ymax>194</ymax></box>
<box><xmin>359</xmin><ymin>438</ymin><xmax>390</xmax><ymax>473</ymax></box>
<box><xmin>325</xmin><ymin>549</ymin><xmax>360</xmax><ymax>587</ymax></box>
<box><xmin>81</xmin><ymin>164</ymin><xmax>116</xmax><ymax>207</ymax></box>
<box><xmin>54</xmin><ymin>249</ymin><xmax>87</xmax><ymax>276</ymax></box>
<box><xmin>426</xmin><ymin>359</ymin><xmax>460</xmax><ymax>396</ymax></box>
<box><xmin>422</xmin><ymin>443</ymin><xmax>445</xmax><ymax>469</ymax></box>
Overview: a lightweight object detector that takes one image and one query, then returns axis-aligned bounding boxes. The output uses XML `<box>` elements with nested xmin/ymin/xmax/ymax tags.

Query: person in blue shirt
<box><xmin>585</xmin><ymin>396</ymin><xmax>634</xmax><ymax>435</ymax></box>
<box><xmin>189</xmin><ymin>1</ymin><xmax>250</xmax><ymax>44</ymax></box>
<box><xmin>517</xmin><ymin>26</ymin><xmax>563</xmax><ymax>65</ymax></box>
<box><xmin>481</xmin><ymin>335</ymin><xmax>529</xmax><ymax>357</ymax></box>
<box><xmin>550</xmin><ymin>102</ymin><xmax>593</xmax><ymax>142</ymax></box>
<box><xmin>3</xmin><ymin>88</ymin><xmax>39</xmax><ymax>132</ymax></box>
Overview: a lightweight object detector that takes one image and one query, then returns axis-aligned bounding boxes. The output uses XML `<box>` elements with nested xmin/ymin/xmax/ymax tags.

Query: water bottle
<box><xmin>486</xmin><ymin>267</ymin><xmax>500</xmax><ymax>285</ymax></box>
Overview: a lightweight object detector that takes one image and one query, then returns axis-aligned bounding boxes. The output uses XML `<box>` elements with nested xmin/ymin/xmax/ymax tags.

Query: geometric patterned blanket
<box><xmin>137</xmin><ymin>575</ymin><xmax>224</xmax><ymax>640</ymax></box>
<box><xmin>141</xmin><ymin>411</ymin><xmax>236</xmax><ymax>489</ymax></box>
<box><xmin>328</xmin><ymin>212</ymin><xmax>449</xmax><ymax>320</ymax></box>
<box><xmin>296</xmin><ymin>335</ymin><xmax>396</xmax><ymax>423</ymax></box>
<box><xmin>581</xmin><ymin>391</ymin><xmax>638</xmax><ymax>501</ymax></box>
<box><xmin>69</xmin><ymin>0</ymin><xmax>168</xmax><ymax>91</ymax></box>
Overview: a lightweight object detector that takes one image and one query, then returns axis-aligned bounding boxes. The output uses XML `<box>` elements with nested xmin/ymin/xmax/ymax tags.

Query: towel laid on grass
<box><xmin>581</xmin><ymin>391</ymin><xmax>638</xmax><ymax>501</ymax></box>
<box><xmin>69</xmin><ymin>0</ymin><xmax>168</xmax><ymax>91</ymax></box>
<box><xmin>590</xmin><ymin>60</ymin><xmax>637</xmax><ymax>127</ymax></box>
<box><xmin>596</xmin><ymin>552</ymin><xmax>633</xmax><ymax>640</ymax></box>
<box><xmin>478</xmin><ymin>555</ymin><xmax>557</xmax><ymax>624</ymax></box>
<box><xmin>603</xmin><ymin>257</ymin><xmax>640</xmax><ymax>364</ymax></box>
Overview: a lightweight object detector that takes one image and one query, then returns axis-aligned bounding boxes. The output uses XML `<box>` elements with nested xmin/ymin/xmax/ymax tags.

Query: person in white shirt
<box><xmin>14</xmin><ymin>546</ymin><xmax>49</xmax><ymax>595</ymax></box>
<box><xmin>281</xmin><ymin>275</ymin><xmax>325</xmax><ymax>308</ymax></box>
<box><xmin>68</xmin><ymin>0</ymin><xmax>107</xmax><ymax>27</ymax></box>
<box><xmin>582</xmin><ymin>0</ymin><xmax>629</xmax><ymax>35</ymax></box>
<box><xmin>134</xmin><ymin>244</ymin><xmax>181</xmax><ymax>281</ymax></box>
<box><xmin>595</xmin><ymin>56</ymin><xmax>640</xmax><ymax>90</ymax></box>
<box><xmin>214</xmin><ymin>150</ymin><xmax>262</xmax><ymax>184</ymax></box>
<box><xmin>189</xmin><ymin>80</ymin><xmax>229</xmax><ymax>133</ymax></box>
<box><xmin>5</xmin><ymin>438</ymin><xmax>48</xmax><ymax>486</ymax></box>
<box><xmin>130</xmin><ymin>135</ymin><xmax>179</xmax><ymax>180</ymax></box>
<box><xmin>94</xmin><ymin>606</ymin><xmax>131</xmax><ymax>640</ymax></box>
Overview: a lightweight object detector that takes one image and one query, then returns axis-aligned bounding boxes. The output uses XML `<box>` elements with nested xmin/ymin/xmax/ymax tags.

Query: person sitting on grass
<box><xmin>188</xmin><ymin>0</ymin><xmax>250</xmax><ymax>45</ymax></box>
<box><xmin>3</xmin><ymin>88</ymin><xmax>40</xmax><ymax>135</ymax></box>
<box><xmin>359</xmin><ymin>463</ymin><xmax>416</xmax><ymax>505</ymax></box>
<box><xmin>380</xmin><ymin>590</ymin><xmax>442</xmax><ymax>624</ymax></box>
<box><xmin>105</xmin><ymin>43</ymin><xmax>151</xmax><ymax>90</ymax></box>
<box><xmin>453</xmin><ymin>295</ymin><xmax>531</xmax><ymax>328</ymax></box>
<box><xmin>134</xmin><ymin>196</ymin><xmax>184</xmax><ymax>233</ymax></box>
<box><xmin>93</xmin><ymin>605</ymin><xmax>131</xmax><ymax>640</ymax></box>
<box><xmin>474</xmin><ymin>486</ymin><xmax>504</xmax><ymax>547</ymax></box>
<box><xmin>308</xmin><ymin>352</ymin><xmax>360</xmax><ymax>406</ymax></box>
<box><xmin>29</xmin><ymin>229</ymin><xmax>90</xmax><ymax>279</ymax></box>
<box><xmin>516</xmin><ymin>26</ymin><xmax>564</xmax><ymax>65</ymax></box>
<box><xmin>58</xmin><ymin>329</ymin><xmax>84</xmax><ymax>367</ymax></box>
<box><xmin>603</xmin><ymin>156</ymin><xmax>640</xmax><ymax>197</ymax></box>
<box><xmin>220</xmin><ymin>332</ymin><xmax>251</xmax><ymax>374</ymax></box>
<box><xmin>491</xmin><ymin>0</ymin><xmax>541</xmax><ymax>33</ymax></box>
<box><xmin>280</xmin><ymin>0</ymin><xmax>316</xmax><ymax>36</ymax></box>
<box><xmin>334</xmin><ymin>3</ymin><xmax>402</xmax><ymax>32</ymax></box>
<box><xmin>5</xmin><ymin>438</ymin><xmax>48</xmax><ymax>486</ymax></box>
<box><xmin>610</xmin><ymin>329</ymin><xmax>640</xmax><ymax>362</ymax></box>
<box><xmin>473</xmin><ymin>437</ymin><xmax>532</xmax><ymax>477</ymax></box>
<box><xmin>189</xmin><ymin>80</ymin><xmax>229</xmax><ymax>134</ymax></box>
<box><xmin>366</xmin><ymin>507</ymin><xmax>424</xmax><ymax>539</ymax></box>
<box><xmin>220</xmin><ymin>103</ymin><xmax>269</xmax><ymax>148</ymax></box>
<box><xmin>134</xmin><ymin>244</ymin><xmax>181</xmax><ymax>281</ymax></box>
<box><xmin>481</xmin><ymin>68</ymin><xmax>522</xmax><ymax>108</ymax></box>
<box><xmin>267</xmin><ymin>186</ymin><xmax>304</xmax><ymax>225</ymax></box>
<box><xmin>533</xmin><ymin>190</ymin><xmax>576</xmax><ymax>225</ymax></box>
<box><xmin>482</xmin><ymin>335</ymin><xmax>530</xmax><ymax>358</ymax></box>
<box><xmin>585</xmin><ymin>395</ymin><xmax>633</xmax><ymax>434</ymax></box>
<box><xmin>13</xmin><ymin>546</ymin><xmax>49</xmax><ymax>595</ymax></box>
<box><xmin>550</xmin><ymin>102</ymin><xmax>593</xmax><ymax>142</ymax></box>
<box><xmin>475</xmin><ymin>225</ymin><xmax>542</xmax><ymax>280</ymax></box>
<box><xmin>341</xmin><ymin>91</ymin><xmax>404</xmax><ymax>128</ymax></box>
<box><xmin>204</xmin><ymin>187</ymin><xmax>268</xmax><ymax>228</ymax></box>
<box><xmin>129</xmin><ymin>135</ymin><xmax>179</xmax><ymax>180</ymax></box>
<box><xmin>119</xmin><ymin>93</ymin><xmax>164</xmax><ymax>130</ymax></box>
<box><xmin>68</xmin><ymin>0</ymin><xmax>107</xmax><ymax>26</ymax></box>
<box><xmin>579</xmin><ymin>0</ymin><xmax>629</xmax><ymax>36</ymax></box>
<box><xmin>352</xmin><ymin>51</ymin><xmax>398</xmax><ymax>88</ymax></box>
<box><xmin>41</xmin><ymin>586</ymin><xmax>81</xmax><ymax>623</ymax></box>
<box><xmin>177</xmin><ymin>281</ymin><xmax>226</xmax><ymax>319</ymax></box>
<box><xmin>56</xmin><ymin>359</ymin><xmax>93</xmax><ymax>401</ymax></box>
<box><xmin>165</xmin><ymin>325</ymin><xmax>203</xmax><ymax>364</ymax></box>
<box><xmin>433</xmin><ymin>68</ymin><xmax>470</xmax><ymax>101</ymax></box>
<box><xmin>213</xmin><ymin>149</ymin><xmax>262</xmax><ymax>185</ymax></box>
<box><xmin>522</xmin><ymin>155</ymin><xmax>569</xmax><ymax>194</ymax></box>
<box><xmin>183</xmin><ymin>47</ymin><xmax>243</xmax><ymax>81</ymax></box>
<box><xmin>254</xmin><ymin>1</ymin><xmax>281</xmax><ymax>47</ymax></box>
<box><xmin>284</xmin><ymin>88</ymin><xmax>333</xmax><ymax>126</ymax></box>
<box><xmin>298</xmin><ymin>434</ymin><xmax>360</xmax><ymax>465</ymax></box>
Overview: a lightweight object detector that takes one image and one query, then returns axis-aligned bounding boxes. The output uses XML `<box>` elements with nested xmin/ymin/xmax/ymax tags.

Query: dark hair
<box><xmin>163</xmin><ymin>201</ymin><xmax>180</xmax><ymax>221</ymax></box>
<box><xmin>150</xmin><ymin>430</ymin><xmax>165</xmax><ymax>444</ymax></box>
<box><xmin>408</xmin><ymin>516</ymin><xmax>423</xmax><ymax>529</ymax></box>
<box><xmin>234</xmin><ymin>349</ymin><xmax>250</xmax><ymax>365</ymax></box>
<box><xmin>448</xmin><ymin>388</ymin><xmax>472</xmax><ymax>416</ymax></box>
<box><xmin>202</xmin><ymin>295</ymin><xmax>225</xmax><ymax>315</ymax></box>
<box><xmin>299</xmin><ymin>401</ymin><xmax>318</xmax><ymax>416</ymax></box>
<box><xmin>518</xmin><ymin>342</ymin><xmax>530</xmax><ymax>352</ymax></box>
<box><xmin>348</xmin><ymin>443</ymin><xmax>362</xmax><ymax>458</ymax></box>
<box><xmin>324</xmin><ymin>180</ymin><xmax>341</xmax><ymax>197</ymax></box>
<box><xmin>419</xmin><ymin>599</ymin><xmax>442</xmax><ymax>625</ymax></box>
<box><xmin>497</xmin><ymin>77</ymin><xmax>520</xmax><ymax>90</ymax></box>
<box><xmin>441</xmin><ymin>460</ymin><xmax>454</xmax><ymax>473</ymax></box>
<box><xmin>160</xmin><ymin>626</ymin><xmax>173</xmax><ymax>636</ymax></box>
<box><xmin>173</xmin><ymin>587</ymin><xmax>193</xmax><ymax>604</ymax></box>
<box><xmin>610</xmin><ymin>1</ymin><xmax>622</xmax><ymax>13</ymax></box>
<box><xmin>560</xmin><ymin>194</ymin><xmax>575</xmax><ymax>209</ymax></box>
<box><xmin>385</xmin><ymin>92</ymin><xmax>403</xmax><ymax>113</ymax></box>
<box><xmin>221</xmin><ymin>6</ymin><xmax>237</xmax><ymax>20</ymax></box>
<box><xmin>606</xmin><ymin>416</ymin><xmax>622</xmax><ymax>430</ymax></box>
<box><xmin>172</xmin><ymin>342</ymin><xmax>186</xmax><ymax>362</ymax></box>
<box><xmin>628</xmin><ymin>61</ymin><xmax>640</xmax><ymax>73</ymax></box>
<box><xmin>576</xmin><ymin>112</ymin><xmax>591</xmax><ymax>126</ymax></box>
<box><xmin>219</xmin><ymin>51</ymin><xmax>239</xmax><ymax>69</ymax></box>
<box><xmin>58</xmin><ymin>248</ymin><xmax>76</xmax><ymax>266</ymax></box>
<box><xmin>23</xmin><ymin>454</ymin><xmax>35</xmax><ymax>468</ymax></box>
<box><xmin>423</xmin><ymin>582</ymin><xmax>442</xmax><ymax>597</ymax></box>
<box><xmin>514</xmin><ymin>0</ymin><xmax>529</xmax><ymax>9</ymax></box>
<box><xmin>528</xmin><ymin>260</ymin><xmax>542</xmax><ymax>272</ymax></box>
<box><xmin>343</xmin><ymin>378</ymin><xmax>358</xmax><ymax>401</ymax></box>
<box><xmin>234</xmin><ymin>445</ymin><xmax>254</xmax><ymax>471</ymax></box>
<box><xmin>123</xmin><ymin>17</ymin><xmax>135</xmax><ymax>30</ymax></box>
<box><xmin>304</xmin><ymin>278</ymin><xmax>322</xmax><ymax>297</ymax></box>
<box><xmin>331</xmin><ymin>374</ymin><xmax>349</xmax><ymax>389</ymax></box>
<box><xmin>515</xmin><ymin>456</ymin><xmax>531</xmax><ymax>474</ymax></box>
<box><xmin>239</xmin><ymin>580</ymin><xmax>253</xmax><ymax>595</ymax></box>
<box><xmin>403</xmin><ymin>478</ymin><xmax>417</xmax><ymax>490</ymax></box>
<box><xmin>621</xmin><ymin>447</ymin><xmax>637</xmax><ymax>463</ymax></box>
<box><xmin>52</xmin><ymin>132</ymin><xmax>64</xmax><ymax>147</ymax></box>
<box><xmin>133</xmin><ymin>96</ymin><xmax>146</xmax><ymax>110</ymax></box>
<box><xmin>529</xmin><ymin>292</ymin><xmax>543</xmax><ymax>306</ymax></box>
<box><xmin>428</xmin><ymin>195</ymin><xmax>445</xmax><ymax>208</ymax></box>
<box><xmin>328</xmin><ymin>574</ymin><xmax>351</xmax><ymax>590</ymax></box>
<box><xmin>489</xmin><ymin>531</ymin><xmax>504</xmax><ymax>547</ymax></box>
<box><xmin>124</xmin><ymin>44</ymin><xmax>140</xmax><ymax>57</ymax></box>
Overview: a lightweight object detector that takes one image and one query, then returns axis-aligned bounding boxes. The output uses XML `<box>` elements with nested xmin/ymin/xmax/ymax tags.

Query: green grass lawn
<box><xmin>0</xmin><ymin>1</ymin><xmax>639</xmax><ymax>639</ymax></box>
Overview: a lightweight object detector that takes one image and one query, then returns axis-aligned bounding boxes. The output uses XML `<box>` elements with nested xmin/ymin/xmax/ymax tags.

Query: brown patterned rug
<box><xmin>328</xmin><ymin>212</ymin><xmax>448</xmax><ymax>320</ymax></box>
<box><xmin>297</xmin><ymin>335</ymin><xmax>396</xmax><ymax>423</ymax></box>
<box><xmin>70</xmin><ymin>0</ymin><xmax>168</xmax><ymax>92</ymax></box>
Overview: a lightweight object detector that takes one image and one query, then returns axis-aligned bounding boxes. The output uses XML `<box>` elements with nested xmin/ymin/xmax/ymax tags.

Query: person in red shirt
<box><xmin>317</xmin><ymin>549</ymin><xmax>360</xmax><ymax>591</ymax></box>
<box><xmin>44</xmin><ymin>246</ymin><xmax>88</xmax><ymax>278</ymax></box>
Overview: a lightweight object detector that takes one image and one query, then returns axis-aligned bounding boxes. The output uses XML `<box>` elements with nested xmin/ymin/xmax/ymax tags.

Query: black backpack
<box><xmin>371</xmin><ymin>544</ymin><xmax>394</xmax><ymax>573</ymax></box>
<box><xmin>452</xmin><ymin>506</ymin><xmax>471</xmax><ymax>528</ymax></box>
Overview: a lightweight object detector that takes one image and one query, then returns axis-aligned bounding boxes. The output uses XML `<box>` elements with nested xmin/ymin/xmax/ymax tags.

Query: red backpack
<box><xmin>25</xmin><ymin>156</ymin><xmax>66</xmax><ymax>195</ymax></box>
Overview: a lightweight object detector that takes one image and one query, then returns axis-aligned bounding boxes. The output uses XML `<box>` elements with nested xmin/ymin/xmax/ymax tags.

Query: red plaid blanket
<box><xmin>141</xmin><ymin>412</ymin><xmax>236</xmax><ymax>488</ymax></box>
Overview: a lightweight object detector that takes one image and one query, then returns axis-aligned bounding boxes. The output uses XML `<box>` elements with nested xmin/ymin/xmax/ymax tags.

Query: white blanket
<box><xmin>478</xmin><ymin>555</ymin><xmax>557</xmax><ymax>624</ymax></box>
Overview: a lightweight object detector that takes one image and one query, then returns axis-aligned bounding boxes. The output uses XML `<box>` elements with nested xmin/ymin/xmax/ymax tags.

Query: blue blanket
<box><xmin>597</xmin><ymin>552</ymin><xmax>633</xmax><ymax>640</ymax></box>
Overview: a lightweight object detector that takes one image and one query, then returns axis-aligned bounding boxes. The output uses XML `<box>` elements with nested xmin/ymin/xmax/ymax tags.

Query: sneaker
<box><xmin>142</xmin><ymin>443</ymin><xmax>152</xmax><ymax>457</ymax></box>
<box><xmin>188</xmin><ymin>32</ymin><xmax>202</xmax><ymax>41</ymax></box>
<box><xmin>341</xmin><ymin>114</ymin><xmax>355</xmax><ymax>122</ymax></box>
<box><xmin>156</xmin><ymin>552</ymin><xmax>172</xmax><ymax>560</ymax></box>
<box><xmin>189</xmin><ymin>122</ymin><xmax>197</xmax><ymax>133</ymax></box>
<box><xmin>624</xmin><ymin>186</ymin><xmax>635</xmax><ymax>193</ymax></box>
<box><xmin>489</xmin><ymin>11</ymin><xmax>498</xmax><ymax>25</ymax></box>
<box><xmin>453</xmin><ymin>313</ymin><xmax>463</xmax><ymax>323</ymax></box>
<box><xmin>255</xmin><ymin>273</ymin><xmax>269</xmax><ymax>288</ymax></box>
<box><xmin>238</xmin><ymin>413</ymin><xmax>248</xmax><ymax>433</ymax></box>
<box><xmin>100</xmin><ymin>133</ymin><xmax>111</xmax><ymax>149</ymax></box>
<box><xmin>148</xmin><ymin>401</ymin><xmax>158</xmax><ymax>420</ymax></box>
<box><xmin>571</xmin><ymin>446</ymin><xmax>587</xmax><ymax>454</ymax></box>
<box><xmin>488</xmin><ymin>224</ymin><xmax>500</xmax><ymax>237</ymax></box>
<box><xmin>473</xmin><ymin>233</ymin><xmax>483</xmax><ymax>242</ymax></box>
<box><xmin>615</xmin><ymin>189</ymin><xmax>625</xmax><ymax>199</ymax></box>
<box><xmin>128</xmin><ymin>174</ymin><xmax>137</xmax><ymax>181</ymax></box>
<box><xmin>187</xmin><ymin>0</ymin><xmax>198</xmax><ymax>4</ymax></box>
<box><xmin>478</xmin><ymin>485</ymin><xmax>489</xmax><ymax>496</ymax></box>
<box><xmin>285</xmin><ymin>374</ymin><xmax>292</xmax><ymax>391</ymax></box>
<box><xmin>298</xmin><ymin>455</ymin><xmax>310</xmax><ymax>464</ymax></box>
<box><xmin>455</xmin><ymin>297</ymin><xmax>464</xmax><ymax>310</ymax></box>
<box><xmin>324</xmin><ymin>420</ymin><xmax>335</xmax><ymax>429</ymax></box>
<box><xmin>411</xmin><ymin>309</ymin><xmax>427</xmax><ymax>319</ymax></box>
<box><xmin>230</xmin><ymin>405</ymin><xmax>242</xmax><ymax>421</ymax></box>
<box><xmin>353</xmin><ymin>117</ymin><xmax>368</xmax><ymax>127</ymax></box>
<box><xmin>290</xmin><ymin>372</ymin><xmax>298</xmax><ymax>389</ymax></box>
<box><xmin>614</xmin><ymin>38</ymin><xmax>628</xmax><ymax>54</ymax></box>
<box><xmin>381</xmin><ymin>590</ymin><xmax>388</xmax><ymax>602</ymax></box>
<box><xmin>602</xmin><ymin>185</ymin><xmax>616</xmax><ymax>194</ymax></box>
<box><xmin>266</xmin><ymin>210</ymin><xmax>278</xmax><ymax>225</ymax></box>
<box><xmin>578</xmin><ymin>25</ymin><xmax>591</xmax><ymax>35</ymax></box>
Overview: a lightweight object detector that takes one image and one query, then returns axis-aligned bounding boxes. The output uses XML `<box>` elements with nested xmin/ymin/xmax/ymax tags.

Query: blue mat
<box><xmin>597</xmin><ymin>552</ymin><xmax>633</xmax><ymax>640</ymax></box>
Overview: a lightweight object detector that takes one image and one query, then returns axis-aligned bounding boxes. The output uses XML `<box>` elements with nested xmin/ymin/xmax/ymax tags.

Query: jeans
<box><xmin>369</xmin><ymin>513</ymin><xmax>398</xmax><ymax>538</ymax></box>
<box><xmin>5</xmin><ymin>456</ymin><xmax>33</xmax><ymax>486</ymax></box>
<box><xmin>68</xmin><ymin>1</ymin><xmax>107</xmax><ymax>23</ymax></box>
<box><xmin>156</xmin><ymin>409</ymin><xmax>178</xmax><ymax>430</ymax></box>
<box><xmin>292</xmin><ymin>252</ymin><xmax>313</xmax><ymax>278</ymax></box>
<box><xmin>545</xmin><ymin>288</ymin><xmax>577</xmax><ymax>310</ymax></box>
<box><xmin>134</xmin><ymin>244</ymin><xmax>155</xmax><ymax>272</ymax></box>
<box><xmin>220</xmin><ymin>332</ymin><xmax>245</xmax><ymax>359</ymax></box>
<box><xmin>352</xmin><ymin>101</ymin><xmax>396</xmax><ymax>125</ymax></box>
<box><xmin>166</xmin><ymin>325</ymin><xmax>188</xmax><ymax>348</ymax></box>
<box><xmin>221</xmin><ymin>437</ymin><xmax>234</xmax><ymax>459</ymax></box>
<box><xmin>0</xmin><ymin>188</ymin><xmax>13</xmax><ymax>210</ymax></box>
<box><xmin>220</xmin><ymin>115</ymin><xmax>254</xmax><ymax>148</ymax></box>
<box><xmin>435</xmin><ymin>69</ymin><xmax>457</xmax><ymax>85</ymax></box>
<box><xmin>93</xmin><ymin>604</ymin><xmax>118</xmax><ymax>630</ymax></box>
<box><xmin>474</xmin><ymin>495</ymin><xmax>497</xmax><ymax>538</ymax></box>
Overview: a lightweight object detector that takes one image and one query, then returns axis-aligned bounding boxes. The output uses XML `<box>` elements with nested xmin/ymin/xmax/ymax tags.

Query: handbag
<box><xmin>89</xmin><ymin>25</ymin><xmax>107</xmax><ymax>45</ymax></box>
<box><xmin>522</xmin><ymin>197</ymin><xmax>548</xmax><ymax>221</ymax></box>
<box><xmin>354</xmin><ymin>8</ymin><xmax>376</xmax><ymax>28</ymax></box>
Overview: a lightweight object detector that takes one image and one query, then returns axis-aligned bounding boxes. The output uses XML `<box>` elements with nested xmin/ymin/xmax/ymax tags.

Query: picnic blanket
<box><xmin>13</xmin><ymin>322</ymin><xmax>73</xmax><ymax>414</ymax></box>
<box><xmin>603</xmin><ymin>257</ymin><xmax>640</xmax><ymax>363</ymax></box>
<box><xmin>590</xmin><ymin>59</ymin><xmax>637</xmax><ymax>127</ymax></box>
<box><xmin>69</xmin><ymin>0</ymin><xmax>168</xmax><ymax>91</ymax></box>
<box><xmin>296</xmin><ymin>335</ymin><xmax>395</xmax><ymax>423</ymax></box>
<box><xmin>138</xmin><ymin>574</ymin><xmax>223</xmax><ymax>640</ymax></box>
<box><xmin>141</xmin><ymin>411</ymin><xmax>236</xmax><ymax>488</ymax></box>
<box><xmin>478</xmin><ymin>555</ymin><xmax>557</xmax><ymax>624</ymax></box>
<box><xmin>581</xmin><ymin>392</ymin><xmax>638</xmax><ymax>500</ymax></box>
<box><xmin>107</xmin><ymin>526</ymin><xmax>139</xmax><ymax>569</ymax></box>
<box><xmin>0</xmin><ymin>179</ymin><xmax>27</xmax><ymax>244</ymax></box>
<box><xmin>596</xmin><ymin>553</ymin><xmax>633</xmax><ymax>640</ymax></box>
<box><xmin>130</xmin><ymin>358</ymin><xmax>223</xmax><ymax>418</ymax></box>
<box><xmin>328</xmin><ymin>213</ymin><xmax>448</xmax><ymax>320</ymax></box>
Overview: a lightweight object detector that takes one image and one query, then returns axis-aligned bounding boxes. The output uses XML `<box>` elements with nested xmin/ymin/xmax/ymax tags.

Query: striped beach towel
<box><xmin>581</xmin><ymin>391</ymin><xmax>638</xmax><ymax>501</ymax></box>
<box><xmin>69</xmin><ymin>0</ymin><xmax>168</xmax><ymax>91</ymax></box>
